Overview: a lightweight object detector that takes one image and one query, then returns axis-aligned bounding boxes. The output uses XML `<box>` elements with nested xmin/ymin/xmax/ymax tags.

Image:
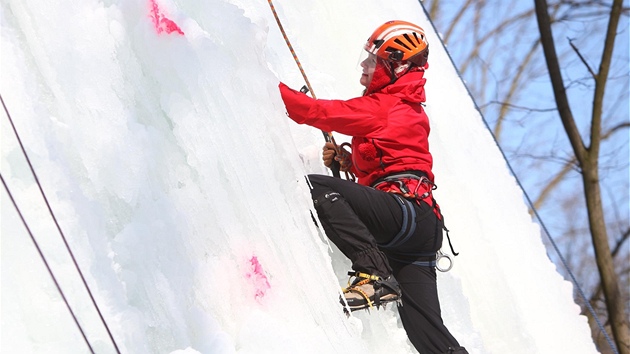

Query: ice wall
<box><xmin>1</xmin><ymin>0</ymin><xmax>597</xmax><ymax>353</ymax></box>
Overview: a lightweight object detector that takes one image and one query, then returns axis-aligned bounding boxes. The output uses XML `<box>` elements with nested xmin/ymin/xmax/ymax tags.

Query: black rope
<box><xmin>0</xmin><ymin>94</ymin><xmax>121</xmax><ymax>354</ymax></box>
<box><xmin>0</xmin><ymin>173</ymin><xmax>95</xmax><ymax>353</ymax></box>
<box><xmin>416</xmin><ymin>3</ymin><xmax>618</xmax><ymax>353</ymax></box>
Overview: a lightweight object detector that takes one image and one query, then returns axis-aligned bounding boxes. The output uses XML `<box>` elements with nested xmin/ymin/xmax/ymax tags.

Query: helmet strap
<box><xmin>388</xmin><ymin>61</ymin><xmax>415</xmax><ymax>83</ymax></box>
<box><xmin>388</xmin><ymin>62</ymin><xmax>398</xmax><ymax>84</ymax></box>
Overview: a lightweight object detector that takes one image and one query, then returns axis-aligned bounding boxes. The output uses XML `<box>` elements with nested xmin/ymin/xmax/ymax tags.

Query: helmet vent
<box><xmin>393</xmin><ymin>38</ymin><xmax>412</xmax><ymax>51</ymax></box>
<box><xmin>403</xmin><ymin>33</ymin><xmax>417</xmax><ymax>47</ymax></box>
<box><xmin>373</xmin><ymin>39</ymin><xmax>385</xmax><ymax>49</ymax></box>
<box><xmin>413</xmin><ymin>32</ymin><xmax>424</xmax><ymax>43</ymax></box>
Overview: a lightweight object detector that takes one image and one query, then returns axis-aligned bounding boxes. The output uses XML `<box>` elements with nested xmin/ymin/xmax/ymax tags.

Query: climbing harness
<box><xmin>267</xmin><ymin>0</ymin><xmax>355</xmax><ymax>180</ymax></box>
<box><xmin>372</xmin><ymin>172</ymin><xmax>435</xmax><ymax>200</ymax></box>
<box><xmin>373</xmin><ymin>171</ymin><xmax>459</xmax><ymax>271</ymax></box>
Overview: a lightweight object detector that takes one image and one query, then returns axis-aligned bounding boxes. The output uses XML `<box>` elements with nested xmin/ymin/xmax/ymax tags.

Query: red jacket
<box><xmin>279</xmin><ymin>70</ymin><xmax>434</xmax><ymax>187</ymax></box>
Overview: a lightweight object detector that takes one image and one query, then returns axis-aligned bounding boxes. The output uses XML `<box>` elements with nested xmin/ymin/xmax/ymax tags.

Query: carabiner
<box><xmin>435</xmin><ymin>250</ymin><xmax>453</xmax><ymax>272</ymax></box>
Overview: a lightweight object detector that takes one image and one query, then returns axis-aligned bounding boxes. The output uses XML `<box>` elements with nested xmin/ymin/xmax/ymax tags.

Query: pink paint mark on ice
<box><xmin>245</xmin><ymin>256</ymin><xmax>271</xmax><ymax>301</ymax></box>
<box><xmin>149</xmin><ymin>0</ymin><xmax>184</xmax><ymax>35</ymax></box>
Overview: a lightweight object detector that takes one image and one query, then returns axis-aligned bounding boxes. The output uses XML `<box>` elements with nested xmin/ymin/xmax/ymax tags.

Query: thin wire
<box><xmin>416</xmin><ymin>3</ymin><xmax>618</xmax><ymax>353</ymax></box>
<box><xmin>0</xmin><ymin>94</ymin><xmax>122</xmax><ymax>354</ymax></box>
<box><xmin>0</xmin><ymin>173</ymin><xmax>95</xmax><ymax>353</ymax></box>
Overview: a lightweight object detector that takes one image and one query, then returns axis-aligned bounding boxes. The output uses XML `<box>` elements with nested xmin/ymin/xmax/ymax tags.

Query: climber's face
<box><xmin>360</xmin><ymin>53</ymin><xmax>377</xmax><ymax>87</ymax></box>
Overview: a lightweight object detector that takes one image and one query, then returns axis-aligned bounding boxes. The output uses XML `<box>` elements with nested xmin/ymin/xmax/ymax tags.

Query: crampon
<box><xmin>340</xmin><ymin>271</ymin><xmax>401</xmax><ymax>313</ymax></box>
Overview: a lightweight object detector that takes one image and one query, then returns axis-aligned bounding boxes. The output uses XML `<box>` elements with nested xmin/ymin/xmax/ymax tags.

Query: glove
<box><xmin>322</xmin><ymin>142</ymin><xmax>352</xmax><ymax>172</ymax></box>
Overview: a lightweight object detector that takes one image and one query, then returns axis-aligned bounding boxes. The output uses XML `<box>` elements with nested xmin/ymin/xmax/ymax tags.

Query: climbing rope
<box><xmin>266</xmin><ymin>0</ymin><xmax>316</xmax><ymax>98</ymax></box>
<box><xmin>416</xmin><ymin>3</ymin><xmax>618</xmax><ymax>353</ymax></box>
<box><xmin>0</xmin><ymin>173</ymin><xmax>95</xmax><ymax>353</ymax></box>
<box><xmin>267</xmin><ymin>0</ymin><xmax>356</xmax><ymax>180</ymax></box>
<box><xmin>0</xmin><ymin>94</ymin><xmax>121</xmax><ymax>354</ymax></box>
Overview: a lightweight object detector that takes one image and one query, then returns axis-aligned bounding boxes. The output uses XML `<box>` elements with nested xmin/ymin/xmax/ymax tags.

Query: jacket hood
<box><xmin>377</xmin><ymin>70</ymin><xmax>427</xmax><ymax>103</ymax></box>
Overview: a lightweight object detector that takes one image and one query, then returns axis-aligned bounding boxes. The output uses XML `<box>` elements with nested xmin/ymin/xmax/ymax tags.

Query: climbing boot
<box><xmin>340</xmin><ymin>271</ymin><xmax>401</xmax><ymax>311</ymax></box>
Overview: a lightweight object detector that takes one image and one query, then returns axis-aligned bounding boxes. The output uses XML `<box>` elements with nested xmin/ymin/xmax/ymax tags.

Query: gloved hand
<box><xmin>322</xmin><ymin>142</ymin><xmax>352</xmax><ymax>172</ymax></box>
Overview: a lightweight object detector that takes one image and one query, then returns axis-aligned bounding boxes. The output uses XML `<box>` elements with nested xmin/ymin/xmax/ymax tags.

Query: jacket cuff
<box><xmin>278</xmin><ymin>82</ymin><xmax>314</xmax><ymax>124</ymax></box>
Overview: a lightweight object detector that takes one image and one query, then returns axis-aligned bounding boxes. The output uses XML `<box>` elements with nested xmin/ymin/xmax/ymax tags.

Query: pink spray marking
<box><xmin>245</xmin><ymin>256</ymin><xmax>271</xmax><ymax>301</ymax></box>
<box><xmin>149</xmin><ymin>0</ymin><xmax>184</xmax><ymax>35</ymax></box>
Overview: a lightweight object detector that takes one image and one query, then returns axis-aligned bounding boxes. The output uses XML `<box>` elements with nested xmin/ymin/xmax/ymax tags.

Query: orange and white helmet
<box><xmin>364</xmin><ymin>20</ymin><xmax>429</xmax><ymax>66</ymax></box>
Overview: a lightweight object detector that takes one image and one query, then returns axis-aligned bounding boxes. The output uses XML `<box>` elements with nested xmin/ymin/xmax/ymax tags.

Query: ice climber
<box><xmin>278</xmin><ymin>20</ymin><xmax>468</xmax><ymax>354</ymax></box>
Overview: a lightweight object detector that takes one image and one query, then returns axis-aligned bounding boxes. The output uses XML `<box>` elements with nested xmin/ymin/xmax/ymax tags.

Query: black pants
<box><xmin>309</xmin><ymin>174</ymin><xmax>465</xmax><ymax>354</ymax></box>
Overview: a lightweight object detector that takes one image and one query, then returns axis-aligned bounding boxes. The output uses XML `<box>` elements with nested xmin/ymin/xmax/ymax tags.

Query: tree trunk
<box><xmin>583</xmin><ymin>160</ymin><xmax>630</xmax><ymax>354</ymax></box>
<box><xmin>533</xmin><ymin>0</ymin><xmax>629</xmax><ymax>352</ymax></box>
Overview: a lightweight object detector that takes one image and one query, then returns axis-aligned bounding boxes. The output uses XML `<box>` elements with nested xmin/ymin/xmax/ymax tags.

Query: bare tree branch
<box><xmin>535</xmin><ymin>0</ymin><xmax>587</xmax><ymax>161</ymax></box>
<box><xmin>494</xmin><ymin>39</ymin><xmax>541</xmax><ymax>138</ymax></box>
<box><xmin>532</xmin><ymin>160</ymin><xmax>576</xmax><ymax>211</ymax></box>
<box><xmin>569</xmin><ymin>38</ymin><xmax>597</xmax><ymax>78</ymax></box>
<box><xmin>530</xmin><ymin>121</ymin><xmax>628</xmax><ymax>210</ymax></box>
<box><xmin>442</xmin><ymin>0</ymin><xmax>475</xmax><ymax>44</ymax></box>
<box><xmin>428</xmin><ymin>0</ymin><xmax>441</xmax><ymax>21</ymax></box>
<box><xmin>603</xmin><ymin>122</ymin><xmax>630</xmax><ymax>139</ymax></box>
<box><xmin>459</xmin><ymin>9</ymin><xmax>536</xmax><ymax>74</ymax></box>
<box><xmin>479</xmin><ymin>101</ymin><xmax>558</xmax><ymax>112</ymax></box>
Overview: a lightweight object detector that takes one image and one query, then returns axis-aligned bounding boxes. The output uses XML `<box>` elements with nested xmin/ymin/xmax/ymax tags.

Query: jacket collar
<box><xmin>371</xmin><ymin>70</ymin><xmax>426</xmax><ymax>103</ymax></box>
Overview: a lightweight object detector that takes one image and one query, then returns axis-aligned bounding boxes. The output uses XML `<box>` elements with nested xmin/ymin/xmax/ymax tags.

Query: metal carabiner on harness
<box><xmin>435</xmin><ymin>250</ymin><xmax>453</xmax><ymax>272</ymax></box>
